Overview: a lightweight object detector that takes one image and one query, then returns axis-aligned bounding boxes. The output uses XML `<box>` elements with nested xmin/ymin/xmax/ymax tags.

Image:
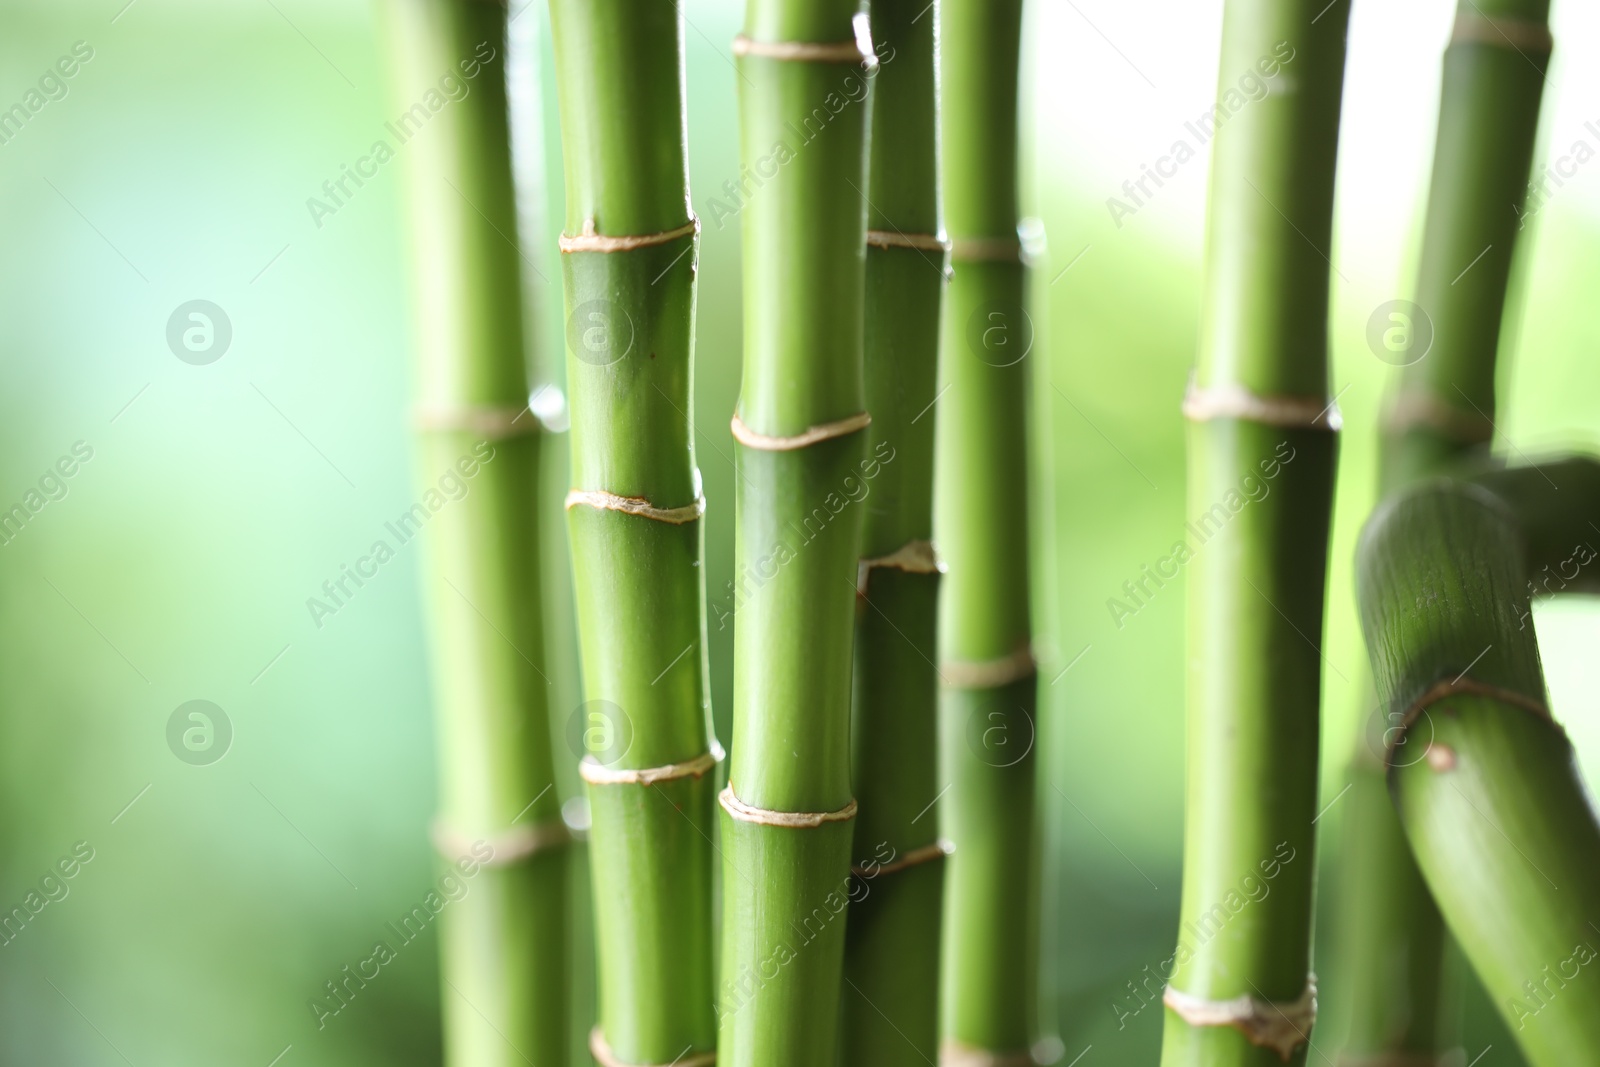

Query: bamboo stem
<box><xmin>543</xmin><ymin>1</ymin><xmax>718</xmax><ymax>1064</ymax></box>
<box><xmin>1160</xmin><ymin>1</ymin><xmax>1348</xmax><ymax>1064</ymax></box>
<box><xmin>841</xmin><ymin>0</ymin><xmax>946</xmax><ymax>1063</ymax></box>
<box><xmin>934</xmin><ymin>0</ymin><xmax>1040</xmax><ymax>1060</ymax></box>
<box><xmin>718</xmin><ymin>1</ymin><xmax>874</xmax><ymax>1064</ymax></box>
<box><xmin>1336</xmin><ymin>2</ymin><xmax>1552</xmax><ymax>1058</ymax></box>
<box><xmin>380</xmin><ymin>1</ymin><xmax>568</xmax><ymax>1063</ymax></box>
<box><xmin>1357</xmin><ymin>481</ymin><xmax>1600</xmax><ymax>1067</ymax></box>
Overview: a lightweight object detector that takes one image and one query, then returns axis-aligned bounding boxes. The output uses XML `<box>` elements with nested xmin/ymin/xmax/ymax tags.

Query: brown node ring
<box><xmin>938</xmin><ymin>1040</ymin><xmax>1038</xmax><ymax>1067</ymax></box>
<box><xmin>1451</xmin><ymin>12</ymin><xmax>1553</xmax><ymax>53</ymax></box>
<box><xmin>949</xmin><ymin>236</ymin><xmax>1023</xmax><ymax>264</ymax></box>
<box><xmin>558</xmin><ymin>217</ymin><xmax>699</xmax><ymax>254</ymax></box>
<box><xmin>580</xmin><ymin>750</ymin><xmax>719</xmax><ymax>787</ymax></box>
<box><xmin>589</xmin><ymin>1027</ymin><xmax>715</xmax><ymax>1067</ymax></box>
<box><xmin>867</xmin><ymin>230</ymin><xmax>953</xmax><ymax>254</ymax></box>
<box><xmin>1384</xmin><ymin>675</ymin><xmax>1553</xmax><ymax>772</ymax></box>
<box><xmin>1382</xmin><ymin>389</ymin><xmax>1494</xmax><ymax>446</ymax></box>
<box><xmin>565</xmin><ymin>488</ymin><xmax>706</xmax><ymax>525</ymax></box>
<box><xmin>730</xmin><ymin>411</ymin><xmax>871</xmax><ymax>451</ymax></box>
<box><xmin>719</xmin><ymin>784</ymin><xmax>856</xmax><ymax>828</ymax></box>
<box><xmin>941</xmin><ymin>644</ymin><xmax>1037</xmax><ymax>689</ymax></box>
<box><xmin>857</xmin><ymin>539</ymin><xmax>943</xmax><ymax>595</ymax></box>
<box><xmin>731</xmin><ymin>34</ymin><xmax>877</xmax><ymax>67</ymax></box>
<box><xmin>430</xmin><ymin>817</ymin><xmax>571</xmax><ymax>868</ymax></box>
<box><xmin>414</xmin><ymin>404</ymin><xmax>541</xmax><ymax>440</ymax></box>
<box><xmin>1182</xmin><ymin>382</ymin><xmax>1342</xmax><ymax>431</ymax></box>
<box><xmin>1162</xmin><ymin>976</ymin><xmax>1316</xmax><ymax>1062</ymax></box>
<box><xmin>851</xmin><ymin>838</ymin><xmax>952</xmax><ymax>878</ymax></box>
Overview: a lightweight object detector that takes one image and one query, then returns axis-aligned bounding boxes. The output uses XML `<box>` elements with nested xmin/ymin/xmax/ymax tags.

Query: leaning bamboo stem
<box><xmin>544</xmin><ymin>2</ymin><xmax>718</xmax><ymax>1064</ymax></box>
<box><xmin>1357</xmin><ymin>481</ymin><xmax>1600</xmax><ymax>1067</ymax></box>
<box><xmin>718</xmin><ymin>1</ymin><xmax>874</xmax><ymax>1064</ymax></box>
<box><xmin>1160</xmin><ymin>1</ymin><xmax>1348</xmax><ymax>1064</ymax></box>
<box><xmin>381</xmin><ymin>1</ymin><xmax>567</xmax><ymax>1063</ymax></box>
<box><xmin>934</xmin><ymin>0</ymin><xmax>1039</xmax><ymax>1060</ymax></box>
<box><xmin>841</xmin><ymin>0</ymin><xmax>946</xmax><ymax>1064</ymax></box>
<box><xmin>1336</xmin><ymin>2</ymin><xmax>1552</xmax><ymax>1059</ymax></box>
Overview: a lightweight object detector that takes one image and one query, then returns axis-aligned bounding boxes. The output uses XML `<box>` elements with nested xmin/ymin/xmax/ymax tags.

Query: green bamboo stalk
<box><xmin>543</xmin><ymin>3</ymin><xmax>718</xmax><ymax>1066</ymax></box>
<box><xmin>1474</xmin><ymin>458</ymin><xmax>1600</xmax><ymax>591</ymax></box>
<box><xmin>1336</xmin><ymin>3</ymin><xmax>1552</xmax><ymax>1060</ymax></box>
<box><xmin>1160</xmin><ymin>2</ymin><xmax>1348</xmax><ymax>1065</ymax></box>
<box><xmin>933</xmin><ymin>0</ymin><xmax>1041</xmax><ymax>1061</ymax></box>
<box><xmin>1357</xmin><ymin>480</ymin><xmax>1600</xmax><ymax>1067</ymax></box>
<box><xmin>716</xmin><ymin>3</ymin><xmax>876</xmax><ymax>1066</ymax></box>
<box><xmin>381</xmin><ymin>1</ymin><xmax>568</xmax><ymax>1064</ymax></box>
<box><xmin>840</xmin><ymin>0</ymin><xmax>946</xmax><ymax>1064</ymax></box>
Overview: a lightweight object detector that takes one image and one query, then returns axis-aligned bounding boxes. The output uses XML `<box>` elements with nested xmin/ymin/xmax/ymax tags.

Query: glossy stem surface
<box><xmin>842</xmin><ymin>0</ymin><xmax>946</xmax><ymax>1064</ymax></box>
<box><xmin>718</xmin><ymin>1</ymin><xmax>873</xmax><ymax>1064</ymax></box>
<box><xmin>1162</xmin><ymin>1</ymin><xmax>1347</xmax><ymax>1064</ymax></box>
<box><xmin>382</xmin><ymin>2</ymin><xmax>568</xmax><ymax>1064</ymax></box>
<box><xmin>545</xmin><ymin>1</ymin><xmax>718</xmax><ymax>1063</ymax></box>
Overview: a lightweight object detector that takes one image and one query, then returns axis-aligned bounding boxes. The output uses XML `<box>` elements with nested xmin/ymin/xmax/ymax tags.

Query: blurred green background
<box><xmin>3</xmin><ymin>0</ymin><xmax>1600</xmax><ymax>1063</ymax></box>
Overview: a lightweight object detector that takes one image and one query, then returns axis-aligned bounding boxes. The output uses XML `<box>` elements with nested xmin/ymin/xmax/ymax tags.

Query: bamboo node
<box><xmin>589</xmin><ymin>1027</ymin><xmax>715</xmax><ymax>1067</ymax></box>
<box><xmin>941</xmin><ymin>644</ymin><xmax>1037</xmax><ymax>689</ymax></box>
<box><xmin>1162</xmin><ymin>977</ymin><xmax>1317</xmax><ymax>1061</ymax></box>
<box><xmin>949</xmin><ymin>236</ymin><xmax>1023</xmax><ymax>264</ymax></box>
<box><xmin>580</xmin><ymin>750</ymin><xmax>719</xmax><ymax>787</ymax></box>
<box><xmin>429</xmin><ymin>817</ymin><xmax>570</xmax><ymax>867</ymax></box>
<box><xmin>1452</xmin><ymin>12</ymin><xmax>1553</xmax><ymax>53</ymax></box>
<box><xmin>1383</xmin><ymin>389</ymin><xmax>1494</xmax><ymax>446</ymax></box>
<box><xmin>938</xmin><ymin>1040</ymin><xmax>1037</xmax><ymax>1067</ymax></box>
<box><xmin>729</xmin><ymin>410</ymin><xmax>871</xmax><ymax>451</ymax></box>
<box><xmin>719</xmin><ymin>784</ymin><xmax>857</xmax><ymax>828</ymax></box>
<box><xmin>857</xmin><ymin>539</ymin><xmax>943</xmax><ymax>594</ymax></box>
<box><xmin>731</xmin><ymin>34</ymin><xmax>876</xmax><ymax>67</ymax></box>
<box><xmin>1182</xmin><ymin>382</ymin><xmax>1342</xmax><ymax>431</ymax></box>
<box><xmin>564</xmin><ymin>488</ymin><xmax>706</xmax><ymax>525</ymax></box>
<box><xmin>413</xmin><ymin>404</ymin><xmax>542</xmax><ymax>439</ymax></box>
<box><xmin>851</xmin><ymin>838</ymin><xmax>951</xmax><ymax>878</ymax></box>
<box><xmin>558</xmin><ymin>217</ymin><xmax>699</xmax><ymax>254</ymax></box>
<box><xmin>867</xmin><ymin>229</ymin><xmax>953</xmax><ymax>254</ymax></box>
<box><xmin>1387</xmin><ymin>676</ymin><xmax>1551</xmax><ymax>770</ymax></box>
